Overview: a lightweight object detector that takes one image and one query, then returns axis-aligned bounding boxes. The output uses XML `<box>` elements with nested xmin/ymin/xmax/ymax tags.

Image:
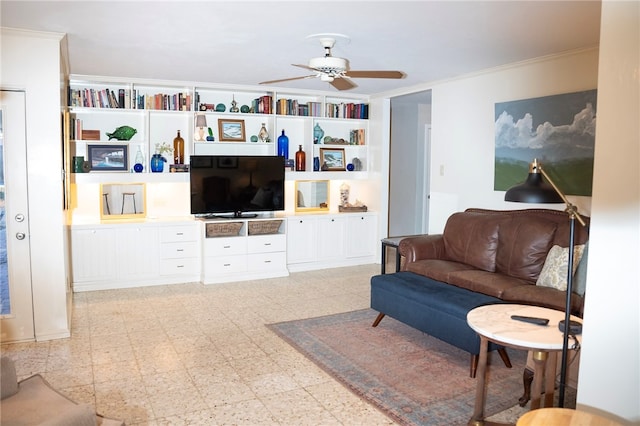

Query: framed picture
<box><xmin>320</xmin><ymin>148</ymin><xmax>346</xmax><ymax>171</ymax></box>
<box><xmin>218</xmin><ymin>119</ymin><xmax>246</xmax><ymax>142</ymax></box>
<box><xmin>87</xmin><ymin>144</ymin><xmax>128</xmax><ymax>171</ymax></box>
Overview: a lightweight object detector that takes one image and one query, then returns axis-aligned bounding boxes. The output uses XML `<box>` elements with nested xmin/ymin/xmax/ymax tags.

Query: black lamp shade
<box><xmin>504</xmin><ymin>172</ymin><xmax>563</xmax><ymax>204</ymax></box>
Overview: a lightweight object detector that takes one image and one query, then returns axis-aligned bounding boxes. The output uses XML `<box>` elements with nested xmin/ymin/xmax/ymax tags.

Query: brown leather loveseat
<box><xmin>399</xmin><ymin>208</ymin><xmax>590</xmax><ymax>316</ymax></box>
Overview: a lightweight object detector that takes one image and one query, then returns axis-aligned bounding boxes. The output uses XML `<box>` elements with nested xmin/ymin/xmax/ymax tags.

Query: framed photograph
<box><xmin>87</xmin><ymin>144</ymin><xmax>128</xmax><ymax>171</ymax></box>
<box><xmin>320</xmin><ymin>148</ymin><xmax>346</xmax><ymax>171</ymax></box>
<box><xmin>218</xmin><ymin>119</ymin><xmax>246</xmax><ymax>142</ymax></box>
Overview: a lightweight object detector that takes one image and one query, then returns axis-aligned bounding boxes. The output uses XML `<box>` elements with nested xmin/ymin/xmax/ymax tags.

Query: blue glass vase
<box><xmin>150</xmin><ymin>154</ymin><xmax>165</xmax><ymax>172</ymax></box>
<box><xmin>313</xmin><ymin>156</ymin><xmax>320</xmax><ymax>171</ymax></box>
<box><xmin>277</xmin><ymin>130</ymin><xmax>289</xmax><ymax>158</ymax></box>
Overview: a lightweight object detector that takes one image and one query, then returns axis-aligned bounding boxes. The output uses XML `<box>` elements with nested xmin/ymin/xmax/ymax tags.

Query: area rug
<box><xmin>268</xmin><ymin>309</ymin><xmax>528</xmax><ymax>426</ymax></box>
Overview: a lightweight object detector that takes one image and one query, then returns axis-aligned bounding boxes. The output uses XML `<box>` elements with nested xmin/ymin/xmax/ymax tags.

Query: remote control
<box><xmin>510</xmin><ymin>315</ymin><xmax>549</xmax><ymax>326</ymax></box>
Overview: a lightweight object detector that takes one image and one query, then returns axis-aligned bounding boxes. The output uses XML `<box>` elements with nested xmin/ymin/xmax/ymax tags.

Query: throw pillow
<box><xmin>573</xmin><ymin>241</ymin><xmax>589</xmax><ymax>296</ymax></box>
<box><xmin>536</xmin><ymin>244</ymin><xmax>586</xmax><ymax>291</ymax></box>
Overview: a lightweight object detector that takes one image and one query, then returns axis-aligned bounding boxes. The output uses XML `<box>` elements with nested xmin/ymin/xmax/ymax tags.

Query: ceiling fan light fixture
<box><xmin>309</xmin><ymin>56</ymin><xmax>347</xmax><ymax>76</ymax></box>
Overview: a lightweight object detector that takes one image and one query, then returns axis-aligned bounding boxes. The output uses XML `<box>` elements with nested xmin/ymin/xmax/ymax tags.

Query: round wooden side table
<box><xmin>466</xmin><ymin>304</ymin><xmax>582</xmax><ymax>425</ymax></box>
<box><xmin>517</xmin><ymin>407</ymin><xmax>624</xmax><ymax>425</ymax></box>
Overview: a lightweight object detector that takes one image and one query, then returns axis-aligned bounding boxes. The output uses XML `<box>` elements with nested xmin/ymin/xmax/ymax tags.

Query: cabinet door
<box><xmin>71</xmin><ymin>228</ymin><xmax>116</xmax><ymax>283</ymax></box>
<box><xmin>115</xmin><ymin>227</ymin><xmax>159</xmax><ymax>280</ymax></box>
<box><xmin>346</xmin><ymin>214</ymin><xmax>377</xmax><ymax>258</ymax></box>
<box><xmin>287</xmin><ymin>217</ymin><xmax>316</xmax><ymax>264</ymax></box>
<box><xmin>316</xmin><ymin>216</ymin><xmax>346</xmax><ymax>260</ymax></box>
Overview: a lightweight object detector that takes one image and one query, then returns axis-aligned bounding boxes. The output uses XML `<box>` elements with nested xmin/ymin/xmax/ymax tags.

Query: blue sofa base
<box><xmin>370</xmin><ymin>271</ymin><xmax>511</xmax><ymax>377</ymax></box>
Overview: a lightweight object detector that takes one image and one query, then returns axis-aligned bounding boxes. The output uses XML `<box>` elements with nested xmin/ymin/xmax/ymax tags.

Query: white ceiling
<box><xmin>1</xmin><ymin>1</ymin><xmax>601</xmax><ymax>96</ymax></box>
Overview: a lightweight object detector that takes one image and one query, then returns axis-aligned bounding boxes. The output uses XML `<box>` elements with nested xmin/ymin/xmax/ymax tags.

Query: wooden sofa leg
<box><xmin>372</xmin><ymin>313</ymin><xmax>386</xmax><ymax>327</ymax></box>
<box><xmin>519</xmin><ymin>367</ymin><xmax>534</xmax><ymax>407</ymax></box>
<box><xmin>497</xmin><ymin>348</ymin><xmax>512</xmax><ymax>368</ymax></box>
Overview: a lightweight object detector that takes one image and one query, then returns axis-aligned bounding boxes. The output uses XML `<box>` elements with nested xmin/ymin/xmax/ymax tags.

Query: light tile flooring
<box><xmin>2</xmin><ymin>265</ymin><xmax>400</xmax><ymax>425</ymax></box>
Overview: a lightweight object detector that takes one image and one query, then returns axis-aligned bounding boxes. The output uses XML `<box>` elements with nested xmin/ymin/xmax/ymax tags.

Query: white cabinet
<box><xmin>316</xmin><ymin>216</ymin><xmax>346</xmax><ymax>261</ymax></box>
<box><xmin>346</xmin><ymin>214</ymin><xmax>377</xmax><ymax>258</ymax></box>
<box><xmin>115</xmin><ymin>226</ymin><xmax>159</xmax><ymax>280</ymax></box>
<box><xmin>201</xmin><ymin>218</ymin><xmax>288</xmax><ymax>284</ymax></box>
<box><xmin>70</xmin><ymin>228</ymin><xmax>116</xmax><ymax>283</ymax></box>
<box><xmin>70</xmin><ymin>220</ymin><xmax>199</xmax><ymax>291</ymax></box>
<box><xmin>159</xmin><ymin>224</ymin><xmax>200</xmax><ymax>281</ymax></box>
<box><xmin>286</xmin><ymin>212</ymin><xmax>377</xmax><ymax>272</ymax></box>
<box><xmin>286</xmin><ymin>217</ymin><xmax>316</xmax><ymax>264</ymax></box>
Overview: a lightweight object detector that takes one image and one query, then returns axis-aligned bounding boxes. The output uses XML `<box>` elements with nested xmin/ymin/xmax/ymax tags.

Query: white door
<box><xmin>0</xmin><ymin>90</ymin><xmax>35</xmax><ymax>343</ymax></box>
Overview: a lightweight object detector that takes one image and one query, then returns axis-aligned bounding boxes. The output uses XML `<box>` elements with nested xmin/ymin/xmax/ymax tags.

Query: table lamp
<box><xmin>504</xmin><ymin>158</ymin><xmax>586</xmax><ymax>407</ymax></box>
<box><xmin>195</xmin><ymin>113</ymin><xmax>207</xmax><ymax>141</ymax></box>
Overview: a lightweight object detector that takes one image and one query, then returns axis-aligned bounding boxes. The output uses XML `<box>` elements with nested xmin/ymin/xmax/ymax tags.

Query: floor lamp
<box><xmin>504</xmin><ymin>158</ymin><xmax>586</xmax><ymax>407</ymax></box>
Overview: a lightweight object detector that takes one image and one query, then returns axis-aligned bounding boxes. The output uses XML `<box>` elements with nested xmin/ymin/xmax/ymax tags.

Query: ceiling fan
<box><xmin>259</xmin><ymin>34</ymin><xmax>405</xmax><ymax>91</ymax></box>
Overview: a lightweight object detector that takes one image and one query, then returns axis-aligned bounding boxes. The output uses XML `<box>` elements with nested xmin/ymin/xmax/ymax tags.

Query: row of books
<box><xmin>69</xmin><ymin>88</ymin><xmax>124</xmax><ymax>109</ymax></box>
<box><xmin>349</xmin><ymin>129</ymin><xmax>366</xmax><ymax>145</ymax></box>
<box><xmin>69</xmin><ymin>87</ymin><xmax>192</xmax><ymax>111</ymax></box>
<box><xmin>70</xmin><ymin>118</ymin><xmax>103</xmax><ymax>141</ymax></box>
<box><xmin>134</xmin><ymin>92</ymin><xmax>192</xmax><ymax>111</ymax></box>
<box><xmin>69</xmin><ymin>87</ymin><xmax>368</xmax><ymax>118</ymax></box>
<box><xmin>326</xmin><ymin>102</ymin><xmax>369</xmax><ymax>119</ymax></box>
<box><xmin>275</xmin><ymin>99</ymin><xmax>322</xmax><ymax>117</ymax></box>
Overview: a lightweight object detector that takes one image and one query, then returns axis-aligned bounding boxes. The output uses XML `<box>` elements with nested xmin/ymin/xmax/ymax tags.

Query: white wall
<box><xmin>1</xmin><ymin>28</ymin><xmax>70</xmax><ymax>340</ymax></box>
<box><xmin>577</xmin><ymin>1</ymin><xmax>640</xmax><ymax>422</ymax></box>
<box><xmin>427</xmin><ymin>48</ymin><xmax>598</xmax><ymax>232</ymax></box>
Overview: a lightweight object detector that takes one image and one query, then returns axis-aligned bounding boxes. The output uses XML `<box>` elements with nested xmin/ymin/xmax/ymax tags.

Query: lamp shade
<box><xmin>504</xmin><ymin>159</ymin><xmax>563</xmax><ymax>204</ymax></box>
<box><xmin>195</xmin><ymin>113</ymin><xmax>207</xmax><ymax>128</ymax></box>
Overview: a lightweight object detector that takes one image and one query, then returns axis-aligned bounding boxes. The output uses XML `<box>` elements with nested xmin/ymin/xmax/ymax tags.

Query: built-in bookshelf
<box><xmin>67</xmin><ymin>76</ymin><xmax>371</xmax><ymax>180</ymax></box>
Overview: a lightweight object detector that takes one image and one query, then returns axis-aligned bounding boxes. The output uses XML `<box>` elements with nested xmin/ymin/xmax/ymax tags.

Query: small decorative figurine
<box><xmin>106</xmin><ymin>125</ymin><xmax>137</xmax><ymax>141</ymax></box>
<box><xmin>230</xmin><ymin>96</ymin><xmax>239</xmax><ymax>113</ymax></box>
<box><xmin>206</xmin><ymin>127</ymin><xmax>215</xmax><ymax>141</ymax></box>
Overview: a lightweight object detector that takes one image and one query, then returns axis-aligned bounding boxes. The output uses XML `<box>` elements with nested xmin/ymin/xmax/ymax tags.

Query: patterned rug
<box><xmin>268</xmin><ymin>309</ymin><xmax>528</xmax><ymax>426</ymax></box>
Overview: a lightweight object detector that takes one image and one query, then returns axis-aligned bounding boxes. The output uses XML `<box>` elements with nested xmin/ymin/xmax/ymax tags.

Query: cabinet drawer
<box><xmin>247</xmin><ymin>252</ymin><xmax>287</xmax><ymax>271</ymax></box>
<box><xmin>204</xmin><ymin>237</ymin><xmax>247</xmax><ymax>256</ymax></box>
<box><xmin>204</xmin><ymin>255</ymin><xmax>247</xmax><ymax>275</ymax></box>
<box><xmin>160</xmin><ymin>258</ymin><xmax>199</xmax><ymax>276</ymax></box>
<box><xmin>160</xmin><ymin>241</ymin><xmax>199</xmax><ymax>259</ymax></box>
<box><xmin>160</xmin><ymin>225</ymin><xmax>198</xmax><ymax>243</ymax></box>
<box><xmin>247</xmin><ymin>234</ymin><xmax>286</xmax><ymax>254</ymax></box>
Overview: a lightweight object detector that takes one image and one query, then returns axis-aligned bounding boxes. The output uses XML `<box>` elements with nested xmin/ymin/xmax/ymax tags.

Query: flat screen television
<box><xmin>190</xmin><ymin>155</ymin><xmax>285</xmax><ymax>218</ymax></box>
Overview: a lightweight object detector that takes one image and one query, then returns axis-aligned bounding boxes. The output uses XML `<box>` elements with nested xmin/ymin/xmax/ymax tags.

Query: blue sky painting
<box><xmin>494</xmin><ymin>89</ymin><xmax>597</xmax><ymax>196</ymax></box>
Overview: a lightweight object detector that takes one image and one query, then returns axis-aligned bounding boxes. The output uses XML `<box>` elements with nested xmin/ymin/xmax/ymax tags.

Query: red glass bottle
<box><xmin>295</xmin><ymin>145</ymin><xmax>306</xmax><ymax>171</ymax></box>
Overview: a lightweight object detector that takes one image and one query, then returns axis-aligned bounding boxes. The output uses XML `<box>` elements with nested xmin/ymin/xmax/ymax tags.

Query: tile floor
<box><xmin>2</xmin><ymin>265</ymin><xmax>400</xmax><ymax>425</ymax></box>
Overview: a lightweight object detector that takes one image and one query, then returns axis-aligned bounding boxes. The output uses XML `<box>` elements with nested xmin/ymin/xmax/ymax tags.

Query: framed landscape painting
<box><xmin>494</xmin><ymin>89</ymin><xmax>597</xmax><ymax>196</ymax></box>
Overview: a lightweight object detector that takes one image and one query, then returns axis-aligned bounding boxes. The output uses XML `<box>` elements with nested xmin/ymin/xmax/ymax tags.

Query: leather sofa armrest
<box><xmin>399</xmin><ymin>234</ymin><xmax>445</xmax><ymax>268</ymax></box>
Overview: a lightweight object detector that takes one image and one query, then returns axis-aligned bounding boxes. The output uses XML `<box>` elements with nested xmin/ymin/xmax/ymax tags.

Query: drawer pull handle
<box><xmin>223</xmin><ymin>263</ymin><xmax>231</xmax><ymax>267</ymax></box>
<box><xmin>176</xmin><ymin>249</ymin><xmax>184</xmax><ymax>252</ymax></box>
<box><xmin>264</xmin><ymin>243</ymin><xmax>271</xmax><ymax>246</ymax></box>
<box><xmin>177</xmin><ymin>265</ymin><xmax>184</xmax><ymax>268</ymax></box>
<box><xmin>223</xmin><ymin>245</ymin><xmax>231</xmax><ymax>249</ymax></box>
<box><xmin>176</xmin><ymin>232</ymin><xmax>184</xmax><ymax>236</ymax></box>
<box><xmin>264</xmin><ymin>260</ymin><xmax>271</xmax><ymax>264</ymax></box>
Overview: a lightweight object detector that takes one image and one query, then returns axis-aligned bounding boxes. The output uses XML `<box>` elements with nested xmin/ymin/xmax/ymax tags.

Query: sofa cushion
<box><xmin>447</xmin><ymin>270</ymin><xmax>530</xmax><ymax>298</ymax></box>
<box><xmin>495</xmin><ymin>216</ymin><xmax>557</xmax><ymax>282</ymax></box>
<box><xmin>406</xmin><ymin>259</ymin><xmax>477</xmax><ymax>283</ymax></box>
<box><xmin>442</xmin><ymin>212</ymin><xmax>501</xmax><ymax>272</ymax></box>
<box><xmin>536</xmin><ymin>244</ymin><xmax>586</xmax><ymax>291</ymax></box>
<box><xmin>501</xmin><ymin>284</ymin><xmax>585</xmax><ymax>315</ymax></box>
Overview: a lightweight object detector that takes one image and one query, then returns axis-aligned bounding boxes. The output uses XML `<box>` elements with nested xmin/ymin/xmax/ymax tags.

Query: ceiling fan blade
<box><xmin>330</xmin><ymin>77</ymin><xmax>356</xmax><ymax>91</ymax></box>
<box><xmin>259</xmin><ymin>75</ymin><xmax>316</xmax><ymax>85</ymax></box>
<box><xmin>345</xmin><ymin>70</ymin><xmax>404</xmax><ymax>79</ymax></box>
<box><xmin>292</xmin><ymin>64</ymin><xmax>318</xmax><ymax>72</ymax></box>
